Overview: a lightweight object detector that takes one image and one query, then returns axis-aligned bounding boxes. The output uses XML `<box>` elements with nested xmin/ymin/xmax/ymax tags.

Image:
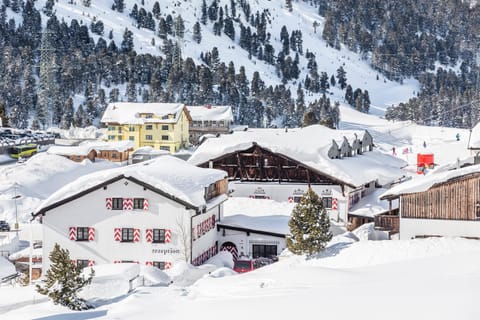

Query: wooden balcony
<box><xmin>374</xmin><ymin>210</ymin><xmax>399</xmax><ymax>234</ymax></box>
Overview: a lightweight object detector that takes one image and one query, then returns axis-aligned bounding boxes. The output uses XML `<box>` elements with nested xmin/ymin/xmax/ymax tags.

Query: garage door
<box><xmin>252</xmin><ymin>244</ymin><xmax>277</xmax><ymax>258</ymax></box>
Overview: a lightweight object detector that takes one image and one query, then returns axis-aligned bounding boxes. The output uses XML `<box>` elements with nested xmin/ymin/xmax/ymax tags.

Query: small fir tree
<box><xmin>36</xmin><ymin>243</ymin><xmax>94</xmax><ymax>310</ymax></box>
<box><xmin>287</xmin><ymin>188</ymin><xmax>332</xmax><ymax>256</ymax></box>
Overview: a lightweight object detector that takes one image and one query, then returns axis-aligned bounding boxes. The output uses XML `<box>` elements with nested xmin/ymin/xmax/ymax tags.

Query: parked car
<box><xmin>233</xmin><ymin>257</ymin><xmax>274</xmax><ymax>273</ymax></box>
<box><xmin>0</xmin><ymin>220</ymin><xmax>10</xmax><ymax>232</ymax></box>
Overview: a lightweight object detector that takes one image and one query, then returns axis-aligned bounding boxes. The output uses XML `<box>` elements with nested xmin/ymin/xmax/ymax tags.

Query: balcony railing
<box><xmin>374</xmin><ymin>211</ymin><xmax>399</xmax><ymax>234</ymax></box>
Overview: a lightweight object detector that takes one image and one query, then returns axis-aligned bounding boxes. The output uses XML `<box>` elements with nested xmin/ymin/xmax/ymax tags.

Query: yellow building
<box><xmin>101</xmin><ymin>102</ymin><xmax>192</xmax><ymax>153</ymax></box>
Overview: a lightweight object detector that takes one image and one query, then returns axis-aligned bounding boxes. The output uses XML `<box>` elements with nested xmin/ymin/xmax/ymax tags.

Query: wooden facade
<box><xmin>64</xmin><ymin>150</ymin><xmax>97</xmax><ymax>163</ymax></box>
<box><xmin>198</xmin><ymin>144</ymin><xmax>350</xmax><ymax>188</ymax></box>
<box><xmin>96</xmin><ymin>148</ymin><xmax>133</xmax><ymax>163</ymax></box>
<box><xmin>401</xmin><ymin>173</ymin><xmax>480</xmax><ymax>221</ymax></box>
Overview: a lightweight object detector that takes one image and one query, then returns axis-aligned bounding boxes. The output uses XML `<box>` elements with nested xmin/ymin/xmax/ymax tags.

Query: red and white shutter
<box><xmin>123</xmin><ymin>198</ymin><xmax>133</xmax><ymax>210</ymax></box>
<box><xmin>70</xmin><ymin>259</ymin><xmax>77</xmax><ymax>266</ymax></box>
<box><xmin>165</xmin><ymin>262</ymin><xmax>172</xmax><ymax>270</ymax></box>
<box><xmin>88</xmin><ymin>227</ymin><xmax>95</xmax><ymax>241</ymax></box>
<box><xmin>113</xmin><ymin>260</ymin><xmax>121</xmax><ymax>264</ymax></box>
<box><xmin>114</xmin><ymin>228</ymin><xmax>121</xmax><ymax>241</ymax></box>
<box><xmin>69</xmin><ymin>227</ymin><xmax>77</xmax><ymax>240</ymax></box>
<box><xmin>133</xmin><ymin>228</ymin><xmax>140</xmax><ymax>242</ymax></box>
<box><xmin>145</xmin><ymin>229</ymin><xmax>153</xmax><ymax>243</ymax></box>
<box><xmin>332</xmin><ymin>198</ymin><xmax>338</xmax><ymax>210</ymax></box>
<box><xmin>88</xmin><ymin>260</ymin><xmax>95</xmax><ymax>267</ymax></box>
<box><xmin>165</xmin><ymin>229</ymin><xmax>171</xmax><ymax>243</ymax></box>
<box><xmin>105</xmin><ymin>198</ymin><xmax>112</xmax><ymax>210</ymax></box>
<box><xmin>145</xmin><ymin>261</ymin><xmax>153</xmax><ymax>266</ymax></box>
<box><xmin>143</xmin><ymin>199</ymin><xmax>149</xmax><ymax>211</ymax></box>
<box><xmin>288</xmin><ymin>196</ymin><xmax>294</xmax><ymax>203</ymax></box>
<box><xmin>211</xmin><ymin>214</ymin><xmax>216</xmax><ymax>228</ymax></box>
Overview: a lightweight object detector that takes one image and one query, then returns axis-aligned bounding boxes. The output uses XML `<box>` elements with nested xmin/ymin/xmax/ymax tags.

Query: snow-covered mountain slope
<box><xmin>33</xmin><ymin>0</ymin><xmax>418</xmax><ymax>113</ymax></box>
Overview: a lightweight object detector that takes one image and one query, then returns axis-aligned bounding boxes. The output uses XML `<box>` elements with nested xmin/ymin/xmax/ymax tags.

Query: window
<box><xmin>118</xmin><ymin>136</ymin><xmax>123</xmax><ymax>141</ymax></box>
<box><xmin>122</xmin><ymin>228</ymin><xmax>134</xmax><ymax>242</ymax></box>
<box><xmin>112</xmin><ymin>153</ymin><xmax>117</xmax><ymax>159</ymax></box>
<box><xmin>146</xmin><ymin>125</ymin><xmax>153</xmax><ymax>130</ymax></box>
<box><xmin>133</xmin><ymin>198</ymin><xmax>144</xmax><ymax>210</ymax></box>
<box><xmin>160</xmin><ymin>146</ymin><xmax>170</xmax><ymax>152</ymax></box>
<box><xmin>322</xmin><ymin>197</ymin><xmax>333</xmax><ymax>209</ymax></box>
<box><xmin>108</xmin><ymin>126</ymin><xmax>115</xmax><ymax>131</ymax></box>
<box><xmin>76</xmin><ymin>259</ymin><xmax>89</xmax><ymax>269</ymax></box>
<box><xmin>218</xmin><ymin>120</ymin><xmax>225</xmax><ymax>127</ymax></box>
<box><xmin>76</xmin><ymin>227</ymin><xmax>89</xmax><ymax>241</ymax></box>
<box><xmin>145</xmin><ymin>135</ymin><xmax>153</xmax><ymax>140</ymax></box>
<box><xmin>118</xmin><ymin>127</ymin><xmax>122</xmax><ymax>133</ymax></box>
<box><xmin>112</xmin><ymin>198</ymin><xmax>123</xmax><ymax>210</ymax></box>
<box><xmin>293</xmin><ymin>196</ymin><xmax>302</xmax><ymax>203</ymax></box>
<box><xmin>145</xmin><ymin>114</ymin><xmax>153</xmax><ymax>119</ymax></box>
<box><xmin>162</xmin><ymin>125</ymin><xmax>169</xmax><ymax>130</ymax></box>
<box><xmin>153</xmin><ymin>229</ymin><xmax>166</xmax><ymax>243</ymax></box>
<box><xmin>153</xmin><ymin>261</ymin><xmax>166</xmax><ymax>270</ymax></box>
<box><xmin>161</xmin><ymin>135</ymin><xmax>168</xmax><ymax>141</ymax></box>
<box><xmin>252</xmin><ymin>245</ymin><xmax>277</xmax><ymax>258</ymax></box>
<box><xmin>108</xmin><ymin>135</ymin><xmax>115</xmax><ymax>140</ymax></box>
<box><xmin>129</xmin><ymin>136</ymin><xmax>135</xmax><ymax>141</ymax></box>
<box><xmin>476</xmin><ymin>202</ymin><xmax>480</xmax><ymax>219</ymax></box>
<box><xmin>162</xmin><ymin>115</ymin><xmax>169</xmax><ymax>120</ymax></box>
<box><xmin>129</xmin><ymin>126</ymin><xmax>135</xmax><ymax>132</ymax></box>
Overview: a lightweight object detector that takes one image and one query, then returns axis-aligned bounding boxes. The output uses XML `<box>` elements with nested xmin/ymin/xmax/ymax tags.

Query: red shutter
<box><xmin>105</xmin><ymin>198</ymin><xmax>112</xmax><ymax>210</ymax></box>
<box><xmin>165</xmin><ymin>262</ymin><xmax>172</xmax><ymax>270</ymax></box>
<box><xmin>133</xmin><ymin>228</ymin><xmax>140</xmax><ymax>242</ymax></box>
<box><xmin>88</xmin><ymin>260</ymin><xmax>95</xmax><ymax>267</ymax></box>
<box><xmin>114</xmin><ymin>228</ymin><xmax>121</xmax><ymax>241</ymax></box>
<box><xmin>69</xmin><ymin>227</ymin><xmax>77</xmax><ymax>240</ymax></box>
<box><xmin>114</xmin><ymin>260</ymin><xmax>121</xmax><ymax>264</ymax></box>
<box><xmin>146</xmin><ymin>229</ymin><xmax>153</xmax><ymax>243</ymax></box>
<box><xmin>123</xmin><ymin>198</ymin><xmax>133</xmax><ymax>210</ymax></box>
<box><xmin>145</xmin><ymin>261</ymin><xmax>153</xmax><ymax>266</ymax></box>
<box><xmin>165</xmin><ymin>229</ymin><xmax>171</xmax><ymax>243</ymax></box>
<box><xmin>88</xmin><ymin>227</ymin><xmax>95</xmax><ymax>241</ymax></box>
<box><xmin>288</xmin><ymin>196</ymin><xmax>293</xmax><ymax>203</ymax></box>
<box><xmin>211</xmin><ymin>214</ymin><xmax>216</xmax><ymax>228</ymax></box>
<box><xmin>71</xmin><ymin>259</ymin><xmax>76</xmax><ymax>266</ymax></box>
<box><xmin>143</xmin><ymin>199</ymin><xmax>149</xmax><ymax>211</ymax></box>
<box><xmin>332</xmin><ymin>198</ymin><xmax>338</xmax><ymax>210</ymax></box>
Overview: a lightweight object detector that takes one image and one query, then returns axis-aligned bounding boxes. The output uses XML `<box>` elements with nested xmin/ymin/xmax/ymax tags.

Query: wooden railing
<box><xmin>374</xmin><ymin>213</ymin><xmax>399</xmax><ymax>233</ymax></box>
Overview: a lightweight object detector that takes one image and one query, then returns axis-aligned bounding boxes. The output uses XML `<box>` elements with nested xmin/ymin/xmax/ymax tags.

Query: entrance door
<box><xmin>220</xmin><ymin>242</ymin><xmax>238</xmax><ymax>260</ymax></box>
<box><xmin>252</xmin><ymin>244</ymin><xmax>277</xmax><ymax>258</ymax></box>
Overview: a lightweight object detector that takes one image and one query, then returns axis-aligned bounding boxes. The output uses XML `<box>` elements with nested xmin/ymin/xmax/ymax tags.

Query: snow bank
<box><xmin>0</xmin><ymin>256</ymin><xmax>16</xmax><ymax>279</ymax></box>
<box><xmin>167</xmin><ymin>261</ymin><xmax>217</xmax><ymax>287</ymax></box>
<box><xmin>140</xmin><ymin>265</ymin><xmax>171</xmax><ymax>287</ymax></box>
<box><xmin>351</xmin><ymin>222</ymin><xmax>389</xmax><ymax>241</ymax></box>
<box><xmin>205</xmin><ymin>251</ymin><xmax>234</xmax><ymax>269</ymax></box>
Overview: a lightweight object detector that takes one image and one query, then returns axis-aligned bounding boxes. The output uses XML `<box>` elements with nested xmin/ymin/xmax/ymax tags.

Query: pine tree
<box><xmin>0</xmin><ymin>101</ymin><xmax>8</xmax><ymax>127</ymax></box>
<box><xmin>336</xmin><ymin>66</ymin><xmax>347</xmax><ymax>90</ymax></box>
<box><xmin>152</xmin><ymin>1</ymin><xmax>161</xmax><ymax>19</ymax></box>
<box><xmin>36</xmin><ymin>244</ymin><xmax>94</xmax><ymax>310</ymax></box>
<box><xmin>287</xmin><ymin>188</ymin><xmax>332</xmax><ymax>256</ymax></box>
<box><xmin>193</xmin><ymin>22</ymin><xmax>202</xmax><ymax>44</ymax></box>
<box><xmin>285</xmin><ymin>0</ymin><xmax>292</xmax><ymax>12</ymax></box>
<box><xmin>174</xmin><ymin>15</ymin><xmax>185</xmax><ymax>39</ymax></box>
<box><xmin>60</xmin><ymin>97</ymin><xmax>74</xmax><ymax>129</ymax></box>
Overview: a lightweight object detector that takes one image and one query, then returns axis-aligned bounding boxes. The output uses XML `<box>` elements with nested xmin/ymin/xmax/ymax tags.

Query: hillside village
<box><xmin>1</xmin><ymin>101</ymin><xmax>480</xmax><ymax>319</ymax></box>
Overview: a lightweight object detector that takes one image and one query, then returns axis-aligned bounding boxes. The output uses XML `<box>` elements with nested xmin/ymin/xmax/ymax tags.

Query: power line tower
<box><xmin>37</xmin><ymin>30</ymin><xmax>59</xmax><ymax>129</ymax></box>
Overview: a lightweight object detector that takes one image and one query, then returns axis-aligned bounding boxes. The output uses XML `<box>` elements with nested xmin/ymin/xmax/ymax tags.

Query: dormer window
<box><xmin>145</xmin><ymin>114</ymin><xmax>153</xmax><ymax>119</ymax></box>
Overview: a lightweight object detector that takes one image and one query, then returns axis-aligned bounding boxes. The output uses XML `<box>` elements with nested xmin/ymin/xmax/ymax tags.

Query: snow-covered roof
<box><xmin>220</xmin><ymin>214</ymin><xmax>290</xmax><ymax>235</ymax></box>
<box><xmin>469</xmin><ymin>121</ymin><xmax>480</xmax><ymax>149</ymax></box>
<box><xmin>188</xmin><ymin>125</ymin><xmax>407</xmax><ymax>187</ymax></box>
<box><xmin>186</xmin><ymin>105</ymin><xmax>233</xmax><ymax>122</ymax></box>
<box><xmin>47</xmin><ymin>141</ymin><xmax>134</xmax><ymax>156</ymax></box>
<box><xmin>132</xmin><ymin>146</ymin><xmax>170</xmax><ymax>156</ymax></box>
<box><xmin>380</xmin><ymin>164</ymin><xmax>480</xmax><ymax>199</ymax></box>
<box><xmin>101</xmin><ymin>102</ymin><xmax>190</xmax><ymax>125</ymax></box>
<box><xmin>0</xmin><ymin>256</ymin><xmax>16</xmax><ymax>279</ymax></box>
<box><xmin>348</xmin><ymin>188</ymin><xmax>397</xmax><ymax>218</ymax></box>
<box><xmin>35</xmin><ymin>156</ymin><xmax>227</xmax><ymax>214</ymax></box>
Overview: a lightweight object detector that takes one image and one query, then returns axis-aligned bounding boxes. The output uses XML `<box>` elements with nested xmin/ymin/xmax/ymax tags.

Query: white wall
<box><xmin>42</xmin><ymin>178</ymin><xmax>215</xmax><ymax>270</ymax></box>
<box><xmin>229</xmin><ymin>181</ymin><xmax>347</xmax><ymax>222</ymax></box>
<box><xmin>400</xmin><ymin>218</ymin><xmax>480</xmax><ymax>240</ymax></box>
<box><xmin>191</xmin><ymin>205</ymin><xmax>222</xmax><ymax>263</ymax></box>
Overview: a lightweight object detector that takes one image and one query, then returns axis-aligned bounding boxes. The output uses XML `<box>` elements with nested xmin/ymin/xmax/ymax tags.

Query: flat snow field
<box><xmin>1</xmin><ymin>237</ymin><xmax>479</xmax><ymax>320</ymax></box>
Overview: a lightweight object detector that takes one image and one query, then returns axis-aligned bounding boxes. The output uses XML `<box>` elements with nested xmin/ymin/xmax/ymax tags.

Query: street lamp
<box><xmin>12</xmin><ymin>183</ymin><xmax>21</xmax><ymax>231</ymax></box>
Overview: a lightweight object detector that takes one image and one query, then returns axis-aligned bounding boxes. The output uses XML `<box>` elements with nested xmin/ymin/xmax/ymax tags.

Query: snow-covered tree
<box><xmin>36</xmin><ymin>243</ymin><xmax>94</xmax><ymax>310</ymax></box>
<box><xmin>287</xmin><ymin>188</ymin><xmax>332</xmax><ymax>256</ymax></box>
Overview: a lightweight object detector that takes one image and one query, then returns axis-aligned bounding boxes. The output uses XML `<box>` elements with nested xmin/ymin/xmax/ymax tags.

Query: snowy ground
<box><xmin>1</xmin><ymin>237</ymin><xmax>479</xmax><ymax>319</ymax></box>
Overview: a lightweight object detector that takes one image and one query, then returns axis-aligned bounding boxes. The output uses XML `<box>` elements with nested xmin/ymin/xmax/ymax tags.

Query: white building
<box><xmin>186</xmin><ymin>105</ymin><xmax>234</xmax><ymax>145</ymax></box>
<box><xmin>33</xmin><ymin>156</ymin><xmax>228</xmax><ymax>270</ymax></box>
<box><xmin>188</xmin><ymin>125</ymin><xmax>407</xmax><ymax>223</ymax></box>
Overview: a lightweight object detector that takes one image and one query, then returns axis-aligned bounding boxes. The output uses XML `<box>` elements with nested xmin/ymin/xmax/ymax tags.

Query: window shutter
<box><xmin>211</xmin><ymin>214</ymin><xmax>216</xmax><ymax>228</ymax></box>
<box><xmin>332</xmin><ymin>198</ymin><xmax>338</xmax><ymax>210</ymax></box>
<box><xmin>69</xmin><ymin>227</ymin><xmax>77</xmax><ymax>241</ymax></box>
<box><xmin>105</xmin><ymin>198</ymin><xmax>112</xmax><ymax>210</ymax></box>
<box><xmin>165</xmin><ymin>229</ymin><xmax>171</xmax><ymax>243</ymax></box>
<box><xmin>88</xmin><ymin>260</ymin><xmax>95</xmax><ymax>267</ymax></box>
<box><xmin>133</xmin><ymin>228</ymin><xmax>140</xmax><ymax>242</ymax></box>
<box><xmin>145</xmin><ymin>261</ymin><xmax>153</xmax><ymax>266</ymax></box>
<box><xmin>88</xmin><ymin>227</ymin><xmax>95</xmax><ymax>241</ymax></box>
<box><xmin>123</xmin><ymin>198</ymin><xmax>133</xmax><ymax>210</ymax></box>
<box><xmin>114</xmin><ymin>260</ymin><xmax>121</xmax><ymax>264</ymax></box>
<box><xmin>165</xmin><ymin>262</ymin><xmax>172</xmax><ymax>270</ymax></box>
<box><xmin>114</xmin><ymin>228</ymin><xmax>121</xmax><ymax>241</ymax></box>
<box><xmin>146</xmin><ymin>229</ymin><xmax>153</xmax><ymax>243</ymax></box>
<box><xmin>143</xmin><ymin>199</ymin><xmax>149</xmax><ymax>211</ymax></box>
<box><xmin>70</xmin><ymin>259</ymin><xmax>77</xmax><ymax>266</ymax></box>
